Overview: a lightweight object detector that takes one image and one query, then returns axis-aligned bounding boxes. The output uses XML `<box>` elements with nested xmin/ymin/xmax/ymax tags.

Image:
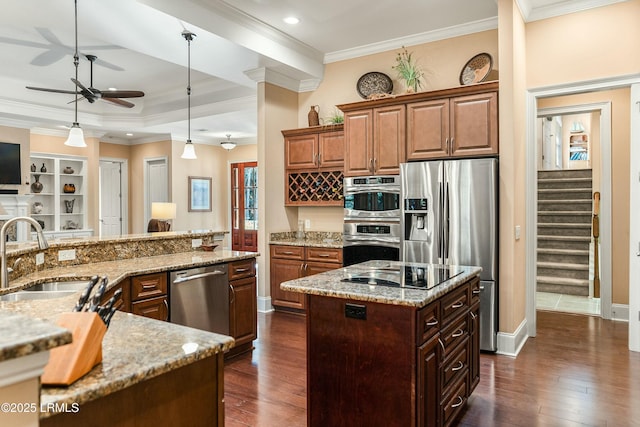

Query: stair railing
<box><xmin>593</xmin><ymin>191</ymin><xmax>600</xmax><ymax>298</ymax></box>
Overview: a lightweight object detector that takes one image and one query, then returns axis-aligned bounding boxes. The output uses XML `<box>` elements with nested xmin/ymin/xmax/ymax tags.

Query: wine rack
<box><xmin>286</xmin><ymin>170</ymin><xmax>344</xmax><ymax>206</ymax></box>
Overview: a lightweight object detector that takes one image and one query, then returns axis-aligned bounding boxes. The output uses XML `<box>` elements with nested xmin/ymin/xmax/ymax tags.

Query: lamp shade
<box><xmin>181</xmin><ymin>140</ymin><xmax>197</xmax><ymax>159</ymax></box>
<box><xmin>151</xmin><ymin>202</ymin><xmax>176</xmax><ymax>220</ymax></box>
<box><xmin>221</xmin><ymin>134</ymin><xmax>236</xmax><ymax>150</ymax></box>
<box><xmin>64</xmin><ymin>123</ymin><xmax>87</xmax><ymax>147</ymax></box>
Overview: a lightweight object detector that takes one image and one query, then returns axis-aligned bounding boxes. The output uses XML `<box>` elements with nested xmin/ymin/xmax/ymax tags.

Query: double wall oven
<box><xmin>343</xmin><ymin>175</ymin><xmax>401</xmax><ymax>266</ymax></box>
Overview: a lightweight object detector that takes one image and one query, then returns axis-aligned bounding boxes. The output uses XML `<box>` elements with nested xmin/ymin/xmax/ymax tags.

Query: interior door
<box><xmin>99</xmin><ymin>160</ymin><xmax>123</xmax><ymax>236</ymax></box>
<box><xmin>231</xmin><ymin>162</ymin><xmax>258</xmax><ymax>251</ymax></box>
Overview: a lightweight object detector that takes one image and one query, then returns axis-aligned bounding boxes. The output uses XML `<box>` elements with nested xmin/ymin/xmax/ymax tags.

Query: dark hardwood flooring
<box><xmin>224</xmin><ymin>310</ymin><xmax>640</xmax><ymax>426</ymax></box>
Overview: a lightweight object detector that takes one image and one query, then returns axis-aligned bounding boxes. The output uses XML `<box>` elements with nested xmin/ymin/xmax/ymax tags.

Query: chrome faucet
<box><xmin>1</xmin><ymin>216</ymin><xmax>49</xmax><ymax>288</ymax></box>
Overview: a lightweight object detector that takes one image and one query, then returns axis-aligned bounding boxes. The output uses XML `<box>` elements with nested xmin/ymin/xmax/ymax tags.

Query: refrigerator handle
<box><xmin>438</xmin><ymin>181</ymin><xmax>444</xmax><ymax>263</ymax></box>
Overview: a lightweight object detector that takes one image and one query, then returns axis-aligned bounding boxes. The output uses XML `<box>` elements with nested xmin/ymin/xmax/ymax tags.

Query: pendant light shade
<box><xmin>65</xmin><ymin>0</ymin><xmax>87</xmax><ymax>148</ymax></box>
<box><xmin>181</xmin><ymin>29</ymin><xmax>197</xmax><ymax>159</ymax></box>
<box><xmin>64</xmin><ymin>122</ymin><xmax>87</xmax><ymax>147</ymax></box>
<box><xmin>181</xmin><ymin>140</ymin><xmax>197</xmax><ymax>159</ymax></box>
<box><xmin>221</xmin><ymin>134</ymin><xmax>236</xmax><ymax>150</ymax></box>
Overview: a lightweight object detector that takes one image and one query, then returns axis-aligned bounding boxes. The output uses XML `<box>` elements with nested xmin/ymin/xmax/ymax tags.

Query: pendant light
<box><xmin>64</xmin><ymin>0</ymin><xmax>87</xmax><ymax>148</ymax></box>
<box><xmin>220</xmin><ymin>134</ymin><xmax>236</xmax><ymax>150</ymax></box>
<box><xmin>181</xmin><ymin>29</ymin><xmax>197</xmax><ymax>159</ymax></box>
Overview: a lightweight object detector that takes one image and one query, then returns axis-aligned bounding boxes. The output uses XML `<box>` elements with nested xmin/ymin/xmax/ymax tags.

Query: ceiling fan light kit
<box><xmin>64</xmin><ymin>0</ymin><xmax>86</xmax><ymax>148</ymax></box>
<box><xmin>221</xmin><ymin>134</ymin><xmax>236</xmax><ymax>150</ymax></box>
<box><xmin>180</xmin><ymin>29</ymin><xmax>197</xmax><ymax>160</ymax></box>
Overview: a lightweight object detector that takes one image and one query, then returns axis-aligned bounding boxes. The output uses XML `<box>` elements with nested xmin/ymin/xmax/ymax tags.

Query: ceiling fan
<box><xmin>26</xmin><ymin>54</ymin><xmax>145</xmax><ymax>108</ymax></box>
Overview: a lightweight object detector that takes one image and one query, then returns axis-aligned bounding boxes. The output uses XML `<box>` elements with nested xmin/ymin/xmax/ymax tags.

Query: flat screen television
<box><xmin>0</xmin><ymin>142</ymin><xmax>22</xmax><ymax>185</ymax></box>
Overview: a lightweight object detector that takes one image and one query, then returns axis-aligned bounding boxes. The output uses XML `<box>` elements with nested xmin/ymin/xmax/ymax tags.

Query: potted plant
<box><xmin>392</xmin><ymin>46</ymin><xmax>424</xmax><ymax>93</ymax></box>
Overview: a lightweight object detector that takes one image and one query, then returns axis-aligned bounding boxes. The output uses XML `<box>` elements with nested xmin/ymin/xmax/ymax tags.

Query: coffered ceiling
<box><xmin>0</xmin><ymin>0</ymin><xmax>625</xmax><ymax>146</ymax></box>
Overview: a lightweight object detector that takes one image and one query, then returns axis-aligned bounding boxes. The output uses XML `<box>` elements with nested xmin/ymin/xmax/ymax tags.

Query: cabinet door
<box><xmin>407</xmin><ymin>99</ymin><xmax>450</xmax><ymax>160</ymax></box>
<box><xmin>270</xmin><ymin>258</ymin><xmax>305</xmax><ymax>310</ymax></box>
<box><xmin>285</xmin><ymin>134</ymin><xmax>318</xmax><ymax>170</ymax></box>
<box><xmin>373</xmin><ymin>105</ymin><xmax>405</xmax><ymax>175</ymax></box>
<box><xmin>418</xmin><ymin>334</ymin><xmax>439</xmax><ymax>427</ymax></box>
<box><xmin>469</xmin><ymin>302</ymin><xmax>480</xmax><ymax>394</ymax></box>
<box><xmin>229</xmin><ymin>276</ymin><xmax>257</xmax><ymax>347</ymax></box>
<box><xmin>318</xmin><ymin>131</ymin><xmax>344</xmax><ymax>169</ymax></box>
<box><xmin>100</xmin><ymin>280</ymin><xmax>131</xmax><ymax>313</ymax></box>
<box><xmin>450</xmin><ymin>91</ymin><xmax>498</xmax><ymax>157</ymax></box>
<box><xmin>131</xmin><ymin>296</ymin><xmax>168</xmax><ymax>321</ymax></box>
<box><xmin>344</xmin><ymin>110</ymin><xmax>373</xmax><ymax>176</ymax></box>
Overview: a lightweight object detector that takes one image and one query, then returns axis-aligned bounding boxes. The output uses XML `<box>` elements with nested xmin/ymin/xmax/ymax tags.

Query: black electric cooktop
<box><xmin>342</xmin><ymin>264</ymin><xmax>463</xmax><ymax>290</ymax></box>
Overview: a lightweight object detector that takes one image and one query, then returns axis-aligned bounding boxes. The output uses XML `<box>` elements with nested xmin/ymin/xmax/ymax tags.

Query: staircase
<box><xmin>537</xmin><ymin>169</ymin><xmax>592</xmax><ymax>296</ymax></box>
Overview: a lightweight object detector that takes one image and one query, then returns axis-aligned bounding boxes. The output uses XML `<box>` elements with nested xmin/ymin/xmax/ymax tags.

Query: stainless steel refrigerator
<box><xmin>401</xmin><ymin>158</ymin><xmax>498</xmax><ymax>351</ymax></box>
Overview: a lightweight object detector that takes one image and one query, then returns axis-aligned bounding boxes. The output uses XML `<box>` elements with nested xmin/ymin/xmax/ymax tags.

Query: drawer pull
<box><xmin>438</xmin><ymin>338</ymin><xmax>445</xmax><ymax>353</ymax></box>
<box><xmin>452</xmin><ymin>329</ymin><xmax>464</xmax><ymax>338</ymax></box>
<box><xmin>472</xmin><ymin>289</ymin><xmax>481</xmax><ymax>295</ymax></box>
<box><xmin>142</xmin><ymin>283</ymin><xmax>158</xmax><ymax>290</ymax></box>
<box><xmin>163</xmin><ymin>299</ymin><xmax>169</xmax><ymax>321</ymax></box>
<box><xmin>235</xmin><ymin>268</ymin><xmax>249</xmax><ymax>272</ymax></box>
<box><xmin>425</xmin><ymin>319</ymin><xmax>438</xmax><ymax>327</ymax></box>
<box><xmin>282</xmin><ymin>251</ymin><xmax>295</xmax><ymax>255</ymax></box>
<box><xmin>470</xmin><ymin>311</ymin><xmax>477</xmax><ymax>320</ymax></box>
<box><xmin>317</xmin><ymin>253</ymin><xmax>331</xmax><ymax>258</ymax></box>
<box><xmin>451</xmin><ymin>396</ymin><xmax>464</xmax><ymax>409</ymax></box>
<box><xmin>451</xmin><ymin>361</ymin><xmax>464</xmax><ymax>372</ymax></box>
<box><xmin>451</xmin><ymin>301</ymin><xmax>464</xmax><ymax>309</ymax></box>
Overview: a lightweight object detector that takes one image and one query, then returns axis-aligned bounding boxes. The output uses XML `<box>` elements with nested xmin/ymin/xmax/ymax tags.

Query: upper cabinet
<box><xmin>343</xmin><ymin>105</ymin><xmax>405</xmax><ymax>176</ymax></box>
<box><xmin>29</xmin><ymin>153</ymin><xmax>92</xmax><ymax>238</ymax></box>
<box><xmin>338</xmin><ymin>82</ymin><xmax>499</xmax><ymax>175</ymax></box>
<box><xmin>284</xmin><ymin>124</ymin><xmax>344</xmax><ymax>170</ymax></box>
<box><xmin>282</xmin><ymin>124</ymin><xmax>344</xmax><ymax>206</ymax></box>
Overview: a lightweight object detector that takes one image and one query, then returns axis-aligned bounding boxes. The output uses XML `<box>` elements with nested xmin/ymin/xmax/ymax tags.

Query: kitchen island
<box><xmin>281</xmin><ymin>260</ymin><xmax>482</xmax><ymax>427</ymax></box>
<box><xmin>0</xmin><ymin>231</ymin><xmax>258</xmax><ymax>426</ymax></box>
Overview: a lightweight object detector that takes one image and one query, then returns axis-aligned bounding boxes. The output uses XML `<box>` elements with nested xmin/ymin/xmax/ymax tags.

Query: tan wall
<box><xmin>526</xmin><ymin>0</ymin><xmax>640</xmax><ymax>88</ymax></box>
<box><xmin>538</xmin><ymin>88</ymin><xmax>630</xmax><ymax>304</ymax></box>
<box><xmin>0</xmin><ymin>125</ymin><xmax>30</xmax><ymax>195</ymax></box>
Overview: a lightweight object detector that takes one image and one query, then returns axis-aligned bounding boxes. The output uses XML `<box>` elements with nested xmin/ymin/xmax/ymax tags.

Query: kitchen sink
<box><xmin>0</xmin><ymin>280</ymin><xmax>89</xmax><ymax>301</ymax></box>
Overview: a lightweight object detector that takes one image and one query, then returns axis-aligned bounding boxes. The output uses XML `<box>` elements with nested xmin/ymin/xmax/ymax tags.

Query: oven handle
<box><xmin>343</xmin><ymin>186</ymin><xmax>400</xmax><ymax>195</ymax></box>
<box><xmin>343</xmin><ymin>238</ymin><xmax>400</xmax><ymax>249</ymax></box>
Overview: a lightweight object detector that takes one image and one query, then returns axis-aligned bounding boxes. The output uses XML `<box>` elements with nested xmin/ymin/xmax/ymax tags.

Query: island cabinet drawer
<box><xmin>469</xmin><ymin>277</ymin><xmax>481</xmax><ymax>306</ymax></box>
<box><xmin>440</xmin><ymin>375</ymin><xmax>468</xmax><ymax>427</ymax></box>
<box><xmin>131</xmin><ymin>296</ymin><xmax>168</xmax><ymax>321</ymax></box>
<box><xmin>271</xmin><ymin>245</ymin><xmax>305</xmax><ymax>260</ymax></box>
<box><xmin>417</xmin><ymin>300</ymin><xmax>440</xmax><ymax>344</ymax></box>
<box><xmin>306</xmin><ymin>247</ymin><xmax>343</xmax><ymax>264</ymax></box>
<box><xmin>441</xmin><ymin>284</ymin><xmax>469</xmax><ymax>325</ymax></box>
<box><xmin>440</xmin><ymin>339</ymin><xmax>468</xmax><ymax>393</ymax></box>
<box><xmin>131</xmin><ymin>272</ymin><xmax>167</xmax><ymax>301</ymax></box>
<box><xmin>440</xmin><ymin>314</ymin><xmax>468</xmax><ymax>358</ymax></box>
<box><xmin>229</xmin><ymin>259</ymin><xmax>256</xmax><ymax>280</ymax></box>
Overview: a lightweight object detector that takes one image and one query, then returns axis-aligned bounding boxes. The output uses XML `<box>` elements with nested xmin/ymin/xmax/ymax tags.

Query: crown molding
<box><xmin>520</xmin><ymin>0</ymin><xmax>627</xmax><ymax>22</ymax></box>
<box><xmin>324</xmin><ymin>17</ymin><xmax>498</xmax><ymax>64</ymax></box>
<box><xmin>244</xmin><ymin>68</ymin><xmax>301</xmax><ymax>92</ymax></box>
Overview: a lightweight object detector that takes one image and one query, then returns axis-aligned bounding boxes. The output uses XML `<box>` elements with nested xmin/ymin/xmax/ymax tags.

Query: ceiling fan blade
<box><xmin>35</xmin><ymin>27</ymin><xmax>64</xmax><ymax>46</ymax></box>
<box><xmin>0</xmin><ymin>36</ymin><xmax>49</xmax><ymax>49</ymax></box>
<box><xmin>102</xmin><ymin>97</ymin><xmax>135</xmax><ymax>108</ymax></box>
<box><xmin>102</xmin><ymin>90</ymin><xmax>145</xmax><ymax>99</ymax></box>
<box><xmin>26</xmin><ymin>86</ymin><xmax>78</xmax><ymax>95</ymax></box>
<box><xmin>67</xmin><ymin>96</ymin><xmax>87</xmax><ymax>105</ymax></box>
<box><xmin>31</xmin><ymin>50</ymin><xmax>67</xmax><ymax>67</ymax></box>
<box><xmin>90</xmin><ymin>56</ymin><xmax>125</xmax><ymax>72</ymax></box>
<box><xmin>71</xmin><ymin>78</ymin><xmax>94</xmax><ymax>96</ymax></box>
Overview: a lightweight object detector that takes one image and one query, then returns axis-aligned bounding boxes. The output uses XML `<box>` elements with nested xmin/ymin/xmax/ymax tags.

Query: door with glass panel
<box><xmin>231</xmin><ymin>162</ymin><xmax>258</xmax><ymax>251</ymax></box>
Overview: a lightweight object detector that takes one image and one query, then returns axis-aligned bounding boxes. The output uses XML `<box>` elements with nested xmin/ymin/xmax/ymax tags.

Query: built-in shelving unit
<box><xmin>568</xmin><ymin>132</ymin><xmax>590</xmax><ymax>168</ymax></box>
<box><xmin>29</xmin><ymin>153</ymin><xmax>93</xmax><ymax>238</ymax></box>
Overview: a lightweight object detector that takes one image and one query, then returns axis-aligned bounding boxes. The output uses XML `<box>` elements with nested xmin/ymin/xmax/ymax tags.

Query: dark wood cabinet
<box><xmin>270</xmin><ymin>245</ymin><xmax>342</xmax><ymax>312</ymax></box>
<box><xmin>130</xmin><ymin>272</ymin><xmax>168</xmax><ymax>321</ymax></box>
<box><xmin>306</xmin><ymin>274</ymin><xmax>480</xmax><ymax>427</ymax></box>
<box><xmin>100</xmin><ymin>279</ymin><xmax>131</xmax><ymax>313</ymax></box>
<box><xmin>227</xmin><ymin>258</ymin><xmax>257</xmax><ymax>358</ymax></box>
<box><xmin>131</xmin><ymin>295</ymin><xmax>168</xmax><ymax>321</ymax></box>
<box><xmin>343</xmin><ymin>105</ymin><xmax>405</xmax><ymax>176</ymax></box>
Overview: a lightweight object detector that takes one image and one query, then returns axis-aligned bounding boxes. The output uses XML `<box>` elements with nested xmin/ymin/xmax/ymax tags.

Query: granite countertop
<box><xmin>281</xmin><ymin>260</ymin><xmax>481</xmax><ymax>308</ymax></box>
<box><xmin>0</xmin><ymin>248</ymin><xmax>257</xmax><ymax>417</ymax></box>
<box><xmin>269</xmin><ymin>231</ymin><xmax>343</xmax><ymax>248</ymax></box>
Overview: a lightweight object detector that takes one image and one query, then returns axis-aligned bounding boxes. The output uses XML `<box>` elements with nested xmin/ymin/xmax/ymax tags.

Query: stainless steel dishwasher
<box><xmin>169</xmin><ymin>264</ymin><xmax>229</xmax><ymax>335</ymax></box>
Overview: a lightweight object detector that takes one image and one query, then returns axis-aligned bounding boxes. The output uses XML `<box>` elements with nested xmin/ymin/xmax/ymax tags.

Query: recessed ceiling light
<box><xmin>283</xmin><ymin>16</ymin><xmax>300</xmax><ymax>25</ymax></box>
<box><xmin>126</xmin><ymin>133</ymin><xmax>133</xmax><ymax>136</ymax></box>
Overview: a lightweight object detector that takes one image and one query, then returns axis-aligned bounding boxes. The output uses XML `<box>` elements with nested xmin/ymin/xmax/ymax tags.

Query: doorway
<box><xmin>144</xmin><ymin>157</ymin><xmax>169</xmax><ymax>228</ymax></box>
<box><xmin>535</xmin><ymin>111</ymin><xmax>601</xmax><ymax>316</ymax></box>
<box><xmin>231</xmin><ymin>162</ymin><xmax>258</xmax><ymax>251</ymax></box>
<box><xmin>99</xmin><ymin>158</ymin><xmax>128</xmax><ymax>236</ymax></box>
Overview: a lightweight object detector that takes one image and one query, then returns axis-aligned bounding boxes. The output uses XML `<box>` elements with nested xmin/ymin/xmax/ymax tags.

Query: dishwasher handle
<box><xmin>172</xmin><ymin>270</ymin><xmax>226</xmax><ymax>284</ymax></box>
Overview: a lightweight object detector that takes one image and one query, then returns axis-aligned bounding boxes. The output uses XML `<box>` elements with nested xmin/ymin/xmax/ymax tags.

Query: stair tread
<box><xmin>538</xmin><ymin>199</ymin><xmax>592</xmax><ymax>203</ymax></box>
<box><xmin>538</xmin><ymin>235</ymin><xmax>591</xmax><ymax>241</ymax></box>
<box><xmin>536</xmin><ymin>276</ymin><xmax>590</xmax><ymax>286</ymax></box>
<box><xmin>538</xmin><ymin>211</ymin><xmax>592</xmax><ymax>215</ymax></box>
<box><xmin>538</xmin><ymin>248</ymin><xmax>589</xmax><ymax>255</ymax></box>
<box><xmin>538</xmin><ymin>177</ymin><xmax>592</xmax><ymax>182</ymax></box>
<box><xmin>538</xmin><ymin>188</ymin><xmax>593</xmax><ymax>192</ymax></box>
<box><xmin>537</xmin><ymin>261</ymin><xmax>589</xmax><ymax>270</ymax></box>
<box><xmin>538</xmin><ymin>223</ymin><xmax>591</xmax><ymax>228</ymax></box>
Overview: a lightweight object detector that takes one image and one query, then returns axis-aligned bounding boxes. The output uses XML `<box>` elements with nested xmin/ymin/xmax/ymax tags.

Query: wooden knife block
<box><xmin>41</xmin><ymin>312</ymin><xmax>106</xmax><ymax>386</ymax></box>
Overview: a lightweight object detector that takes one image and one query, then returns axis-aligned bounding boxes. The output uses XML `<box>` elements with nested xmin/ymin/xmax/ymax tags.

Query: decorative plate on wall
<box><xmin>459</xmin><ymin>53</ymin><xmax>493</xmax><ymax>85</ymax></box>
<box><xmin>356</xmin><ymin>72</ymin><xmax>393</xmax><ymax>99</ymax></box>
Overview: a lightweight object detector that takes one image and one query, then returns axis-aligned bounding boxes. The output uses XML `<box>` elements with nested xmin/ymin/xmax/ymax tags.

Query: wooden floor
<box><xmin>224</xmin><ymin>310</ymin><xmax>640</xmax><ymax>426</ymax></box>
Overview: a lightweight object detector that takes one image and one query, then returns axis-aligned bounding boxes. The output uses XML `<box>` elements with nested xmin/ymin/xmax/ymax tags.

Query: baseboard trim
<box><xmin>611</xmin><ymin>303</ymin><xmax>629</xmax><ymax>322</ymax></box>
<box><xmin>258</xmin><ymin>296</ymin><xmax>273</xmax><ymax>313</ymax></box>
<box><xmin>496</xmin><ymin>318</ymin><xmax>529</xmax><ymax>357</ymax></box>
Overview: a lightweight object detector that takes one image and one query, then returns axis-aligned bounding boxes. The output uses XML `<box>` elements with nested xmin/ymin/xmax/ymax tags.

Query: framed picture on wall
<box><xmin>188</xmin><ymin>176</ymin><xmax>212</xmax><ymax>212</ymax></box>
